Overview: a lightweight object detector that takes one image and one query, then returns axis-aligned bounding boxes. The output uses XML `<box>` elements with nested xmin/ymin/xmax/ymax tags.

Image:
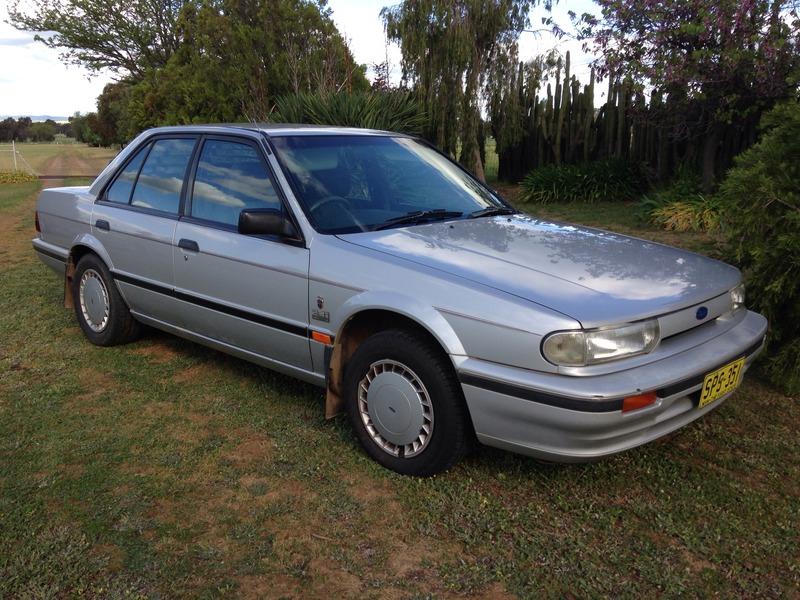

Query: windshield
<box><xmin>270</xmin><ymin>135</ymin><xmax>508</xmax><ymax>234</ymax></box>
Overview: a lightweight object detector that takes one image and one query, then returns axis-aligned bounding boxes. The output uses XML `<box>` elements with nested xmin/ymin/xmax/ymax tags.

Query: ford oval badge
<box><xmin>696</xmin><ymin>306</ymin><xmax>708</xmax><ymax>320</ymax></box>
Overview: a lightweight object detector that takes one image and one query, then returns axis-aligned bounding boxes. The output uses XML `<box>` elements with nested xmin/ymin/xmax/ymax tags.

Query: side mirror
<box><xmin>238</xmin><ymin>208</ymin><xmax>299</xmax><ymax>239</ymax></box>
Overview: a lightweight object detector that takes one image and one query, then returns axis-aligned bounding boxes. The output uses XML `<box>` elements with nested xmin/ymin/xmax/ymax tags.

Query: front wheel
<box><xmin>343</xmin><ymin>329</ymin><xmax>472</xmax><ymax>476</ymax></box>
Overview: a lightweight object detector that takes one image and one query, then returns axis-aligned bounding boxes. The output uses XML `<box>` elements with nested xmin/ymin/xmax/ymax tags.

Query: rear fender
<box><xmin>64</xmin><ymin>233</ymin><xmax>115</xmax><ymax>308</ymax></box>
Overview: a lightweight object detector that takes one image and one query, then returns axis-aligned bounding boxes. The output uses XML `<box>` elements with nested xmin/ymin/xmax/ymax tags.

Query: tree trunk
<box><xmin>701</xmin><ymin>125</ymin><xmax>720</xmax><ymax>193</ymax></box>
<box><xmin>459</xmin><ymin>50</ymin><xmax>485</xmax><ymax>181</ymax></box>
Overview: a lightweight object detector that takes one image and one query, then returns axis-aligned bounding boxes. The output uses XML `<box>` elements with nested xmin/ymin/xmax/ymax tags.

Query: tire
<box><xmin>72</xmin><ymin>253</ymin><xmax>141</xmax><ymax>346</ymax></box>
<box><xmin>343</xmin><ymin>329</ymin><xmax>472</xmax><ymax>476</ymax></box>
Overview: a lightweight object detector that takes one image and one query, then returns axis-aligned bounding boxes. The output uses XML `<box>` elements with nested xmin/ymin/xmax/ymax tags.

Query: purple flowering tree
<box><xmin>577</xmin><ymin>0</ymin><xmax>800</xmax><ymax>190</ymax></box>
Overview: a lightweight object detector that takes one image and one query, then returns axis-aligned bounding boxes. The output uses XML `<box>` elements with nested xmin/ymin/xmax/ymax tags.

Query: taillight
<box><xmin>34</xmin><ymin>210</ymin><xmax>41</xmax><ymax>233</ymax></box>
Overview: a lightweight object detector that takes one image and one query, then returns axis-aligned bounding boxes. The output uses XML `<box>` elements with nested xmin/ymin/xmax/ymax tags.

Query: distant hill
<box><xmin>0</xmin><ymin>115</ymin><xmax>71</xmax><ymax>123</ymax></box>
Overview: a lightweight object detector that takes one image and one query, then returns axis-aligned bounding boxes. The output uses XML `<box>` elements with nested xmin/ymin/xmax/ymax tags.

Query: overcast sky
<box><xmin>0</xmin><ymin>0</ymin><xmax>598</xmax><ymax>119</ymax></box>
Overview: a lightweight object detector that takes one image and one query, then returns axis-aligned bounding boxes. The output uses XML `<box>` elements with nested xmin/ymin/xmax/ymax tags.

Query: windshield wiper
<box><xmin>468</xmin><ymin>206</ymin><xmax>517</xmax><ymax>219</ymax></box>
<box><xmin>373</xmin><ymin>209</ymin><xmax>463</xmax><ymax>231</ymax></box>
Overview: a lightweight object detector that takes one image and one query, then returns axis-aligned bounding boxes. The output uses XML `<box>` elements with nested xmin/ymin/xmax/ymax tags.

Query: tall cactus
<box><xmin>554</xmin><ymin>51</ymin><xmax>570</xmax><ymax>165</ymax></box>
<box><xmin>605</xmin><ymin>73</ymin><xmax>615</xmax><ymax>158</ymax></box>
<box><xmin>615</xmin><ymin>79</ymin><xmax>627</xmax><ymax>158</ymax></box>
<box><xmin>583</xmin><ymin>68</ymin><xmax>595</xmax><ymax>161</ymax></box>
<box><xmin>491</xmin><ymin>55</ymin><xmax>761</xmax><ymax>184</ymax></box>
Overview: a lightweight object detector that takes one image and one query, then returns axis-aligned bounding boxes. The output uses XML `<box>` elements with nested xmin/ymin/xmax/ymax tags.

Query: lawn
<box><xmin>0</xmin><ymin>142</ymin><xmax>117</xmax><ymax>176</ymax></box>
<box><xmin>0</xmin><ymin>179</ymin><xmax>797</xmax><ymax>599</ymax></box>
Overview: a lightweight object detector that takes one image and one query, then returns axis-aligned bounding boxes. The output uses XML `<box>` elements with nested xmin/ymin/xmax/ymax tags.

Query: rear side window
<box><xmin>131</xmin><ymin>139</ymin><xmax>196</xmax><ymax>214</ymax></box>
<box><xmin>106</xmin><ymin>145</ymin><xmax>148</xmax><ymax>204</ymax></box>
<box><xmin>190</xmin><ymin>139</ymin><xmax>281</xmax><ymax>226</ymax></box>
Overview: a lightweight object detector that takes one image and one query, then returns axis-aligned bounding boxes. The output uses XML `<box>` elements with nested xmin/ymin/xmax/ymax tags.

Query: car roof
<box><xmin>140</xmin><ymin>123</ymin><xmax>411</xmax><ymax>138</ymax></box>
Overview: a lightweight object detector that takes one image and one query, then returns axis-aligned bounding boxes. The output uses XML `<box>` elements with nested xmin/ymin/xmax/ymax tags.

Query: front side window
<box><xmin>270</xmin><ymin>135</ymin><xmax>507</xmax><ymax>234</ymax></box>
<box><xmin>190</xmin><ymin>139</ymin><xmax>280</xmax><ymax>227</ymax></box>
<box><xmin>106</xmin><ymin>144</ymin><xmax>148</xmax><ymax>204</ymax></box>
<box><xmin>130</xmin><ymin>138</ymin><xmax>196</xmax><ymax>214</ymax></box>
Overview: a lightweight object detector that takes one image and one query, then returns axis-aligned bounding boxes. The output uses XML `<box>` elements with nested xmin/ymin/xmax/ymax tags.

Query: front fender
<box><xmin>332</xmin><ymin>290</ymin><xmax>467</xmax><ymax>357</ymax></box>
<box><xmin>322</xmin><ymin>290</ymin><xmax>468</xmax><ymax>419</ymax></box>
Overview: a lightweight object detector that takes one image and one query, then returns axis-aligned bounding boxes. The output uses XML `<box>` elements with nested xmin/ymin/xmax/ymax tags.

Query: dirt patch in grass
<box><xmin>66</xmin><ymin>369</ymin><xmax>121</xmax><ymax>414</ymax></box>
<box><xmin>220</xmin><ymin>429</ymin><xmax>275</xmax><ymax>467</ymax></box>
<box><xmin>118</xmin><ymin>462</ymin><xmax>174</xmax><ymax>480</ymax></box>
<box><xmin>90</xmin><ymin>543</ymin><xmax>125</xmax><ymax>572</ymax></box>
<box><xmin>172</xmin><ymin>363</ymin><xmax>212</xmax><ymax>384</ymax></box>
<box><xmin>237</xmin><ymin>574</ymin><xmax>302</xmax><ymax>599</ymax></box>
<box><xmin>131</xmin><ymin>340</ymin><xmax>184</xmax><ymax>364</ymax></box>
<box><xmin>143</xmin><ymin>401</ymin><xmax>178</xmax><ymax>418</ymax></box>
<box><xmin>263</xmin><ymin>478</ymin><xmax>309</xmax><ymax>505</ymax></box>
<box><xmin>62</xmin><ymin>464</ymin><xmax>87</xmax><ymax>478</ymax></box>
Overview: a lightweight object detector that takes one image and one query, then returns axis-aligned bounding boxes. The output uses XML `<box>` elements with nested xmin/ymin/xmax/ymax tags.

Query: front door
<box><xmin>172</xmin><ymin>136</ymin><xmax>312</xmax><ymax>370</ymax></box>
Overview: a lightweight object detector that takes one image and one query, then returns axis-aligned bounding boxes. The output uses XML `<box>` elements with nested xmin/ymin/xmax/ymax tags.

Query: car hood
<box><xmin>338</xmin><ymin>214</ymin><xmax>740</xmax><ymax>327</ymax></box>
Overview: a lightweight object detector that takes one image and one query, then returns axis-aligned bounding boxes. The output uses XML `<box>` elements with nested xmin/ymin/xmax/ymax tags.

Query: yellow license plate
<box><xmin>698</xmin><ymin>358</ymin><xmax>745</xmax><ymax>408</ymax></box>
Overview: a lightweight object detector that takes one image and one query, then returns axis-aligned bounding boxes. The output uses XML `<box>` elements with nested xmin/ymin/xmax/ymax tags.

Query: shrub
<box><xmin>520</xmin><ymin>159</ymin><xmax>646</xmax><ymax>203</ymax></box>
<box><xmin>648</xmin><ymin>195</ymin><xmax>722</xmax><ymax>232</ymax></box>
<box><xmin>638</xmin><ymin>166</ymin><xmax>721</xmax><ymax>232</ymax></box>
<box><xmin>719</xmin><ymin>101</ymin><xmax>800</xmax><ymax>395</ymax></box>
<box><xmin>270</xmin><ymin>91</ymin><xmax>428</xmax><ymax>135</ymax></box>
<box><xmin>0</xmin><ymin>171</ymin><xmax>38</xmax><ymax>184</ymax></box>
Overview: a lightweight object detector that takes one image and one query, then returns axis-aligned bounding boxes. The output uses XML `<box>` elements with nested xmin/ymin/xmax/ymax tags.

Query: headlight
<box><xmin>730</xmin><ymin>283</ymin><xmax>745</xmax><ymax>311</ymax></box>
<box><xmin>542</xmin><ymin>320</ymin><xmax>660</xmax><ymax>366</ymax></box>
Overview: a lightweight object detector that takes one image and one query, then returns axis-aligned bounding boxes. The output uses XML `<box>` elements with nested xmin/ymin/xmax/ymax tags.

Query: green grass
<box><xmin>1</xmin><ymin>180</ymin><xmax>798</xmax><ymax>598</ymax></box>
<box><xmin>499</xmin><ymin>188</ymin><xmax>721</xmax><ymax>256</ymax></box>
<box><xmin>63</xmin><ymin>177</ymin><xmax>96</xmax><ymax>187</ymax></box>
<box><xmin>0</xmin><ymin>143</ymin><xmax>117</xmax><ymax>175</ymax></box>
<box><xmin>0</xmin><ymin>180</ymin><xmax>40</xmax><ymax>211</ymax></box>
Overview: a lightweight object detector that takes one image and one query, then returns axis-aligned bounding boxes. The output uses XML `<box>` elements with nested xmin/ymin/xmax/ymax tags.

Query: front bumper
<box><xmin>458</xmin><ymin>310</ymin><xmax>768</xmax><ymax>462</ymax></box>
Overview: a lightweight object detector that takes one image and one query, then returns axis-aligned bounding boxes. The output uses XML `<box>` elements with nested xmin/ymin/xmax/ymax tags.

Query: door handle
<box><xmin>95</xmin><ymin>219</ymin><xmax>110</xmax><ymax>231</ymax></box>
<box><xmin>178</xmin><ymin>238</ymin><xmax>199</xmax><ymax>252</ymax></box>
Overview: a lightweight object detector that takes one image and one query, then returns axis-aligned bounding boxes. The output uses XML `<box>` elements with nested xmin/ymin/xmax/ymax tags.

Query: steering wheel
<box><xmin>309</xmin><ymin>195</ymin><xmax>352</xmax><ymax>214</ymax></box>
<box><xmin>308</xmin><ymin>196</ymin><xmax>368</xmax><ymax>231</ymax></box>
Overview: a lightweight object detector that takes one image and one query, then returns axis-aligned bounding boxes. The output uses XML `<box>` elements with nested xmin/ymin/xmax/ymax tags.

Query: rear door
<box><xmin>172</xmin><ymin>134</ymin><xmax>312</xmax><ymax>370</ymax></box>
<box><xmin>92</xmin><ymin>136</ymin><xmax>197</xmax><ymax>323</ymax></box>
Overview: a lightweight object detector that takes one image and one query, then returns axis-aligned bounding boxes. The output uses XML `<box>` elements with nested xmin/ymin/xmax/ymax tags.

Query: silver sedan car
<box><xmin>32</xmin><ymin>125</ymin><xmax>767</xmax><ymax>475</ymax></box>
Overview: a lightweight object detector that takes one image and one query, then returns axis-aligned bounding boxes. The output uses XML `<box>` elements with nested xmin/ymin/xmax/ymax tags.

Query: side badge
<box><xmin>313</xmin><ymin>296</ymin><xmax>330</xmax><ymax>322</ymax></box>
<box><xmin>696</xmin><ymin>306</ymin><xmax>708</xmax><ymax>320</ymax></box>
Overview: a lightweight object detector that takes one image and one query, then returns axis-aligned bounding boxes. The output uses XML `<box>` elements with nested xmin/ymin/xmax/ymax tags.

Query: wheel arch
<box><xmin>64</xmin><ymin>235</ymin><xmax>115</xmax><ymax>308</ymax></box>
<box><xmin>324</xmin><ymin>295</ymin><xmax>466</xmax><ymax>419</ymax></box>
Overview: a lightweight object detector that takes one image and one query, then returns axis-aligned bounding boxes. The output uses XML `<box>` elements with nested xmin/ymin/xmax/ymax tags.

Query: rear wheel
<box><xmin>343</xmin><ymin>329</ymin><xmax>472</xmax><ymax>476</ymax></box>
<box><xmin>72</xmin><ymin>253</ymin><xmax>141</xmax><ymax>346</ymax></box>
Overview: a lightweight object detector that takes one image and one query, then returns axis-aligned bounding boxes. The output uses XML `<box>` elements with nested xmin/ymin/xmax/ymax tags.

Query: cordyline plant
<box><xmin>574</xmin><ymin>0</ymin><xmax>800</xmax><ymax>191</ymax></box>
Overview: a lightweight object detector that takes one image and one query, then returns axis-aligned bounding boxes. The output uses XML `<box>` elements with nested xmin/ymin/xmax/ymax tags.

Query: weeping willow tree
<box><xmin>382</xmin><ymin>0</ymin><xmax>541</xmax><ymax>181</ymax></box>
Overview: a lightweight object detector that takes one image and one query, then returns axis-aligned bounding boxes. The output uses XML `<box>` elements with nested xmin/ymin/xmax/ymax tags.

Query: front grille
<box><xmin>660</xmin><ymin>317</ymin><xmax>718</xmax><ymax>343</ymax></box>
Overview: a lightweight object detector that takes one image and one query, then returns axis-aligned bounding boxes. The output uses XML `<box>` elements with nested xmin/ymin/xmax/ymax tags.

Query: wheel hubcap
<box><xmin>79</xmin><ymin>269</ymin><xmax>110</xmax><ymax>332</ymax></box>
<box><xmin>358</xmin><ymin>360</ymin><xmax>434</xmax><ymax>458</ymax></box>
